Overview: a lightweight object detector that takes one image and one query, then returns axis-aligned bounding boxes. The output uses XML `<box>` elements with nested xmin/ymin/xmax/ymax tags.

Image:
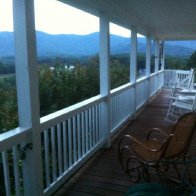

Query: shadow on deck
<box><xmin>55</xmin><ymin>88</ymin><xmax>196</xmax><ymax>196</ymax></box>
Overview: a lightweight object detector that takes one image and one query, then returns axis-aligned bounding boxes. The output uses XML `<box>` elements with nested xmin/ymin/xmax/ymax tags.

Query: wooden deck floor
<box><xmin>55</xmin><ymin>89</ymin><xmax>196</xmax><ymax>196</ymax></box>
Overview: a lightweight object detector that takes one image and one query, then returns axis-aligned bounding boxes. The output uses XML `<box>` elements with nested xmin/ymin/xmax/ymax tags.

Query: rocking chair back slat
<box><xmin>163</xmin><ymin>112</ymin><xmax>196</xmax><ymax>159</ymax></box>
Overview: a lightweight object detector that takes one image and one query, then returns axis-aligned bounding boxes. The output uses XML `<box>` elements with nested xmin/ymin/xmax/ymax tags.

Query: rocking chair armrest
<box><xmin>119</xmin><ymin>134</ymin><xmax>166</xmax><ymax>153</ymax></box>
<box><xmin>118</xmin><ymin>134</ymin><xmax>142</xmax><ymax>149</ymax></box>
<box><xmin>170</xmin><ymin>95</ymin><xmax>194</xmax><ymax>103</ymax></box>
<box><xmin>146</xmin><ymin>128</ymin><xmax>168</xmax><ymax>141</ymax></box>
<box><xmin>168</xmin><ymin>133</ymin><xmax>185</xmax><ymax>145</ymax></box>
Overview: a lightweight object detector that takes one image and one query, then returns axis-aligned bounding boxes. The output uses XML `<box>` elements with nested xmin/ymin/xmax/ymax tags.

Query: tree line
<box><xmin>0</xmin><ymin>52</ymin><xmax>196</xmax><ymax>133</ymax></box>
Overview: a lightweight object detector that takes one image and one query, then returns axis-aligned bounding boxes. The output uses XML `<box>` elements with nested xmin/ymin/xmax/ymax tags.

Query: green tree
<box><xmin>1</xmin><ymin>54</ymin><xmax>152</xmax><ymax>132</ymax></box>
<box><xmin>0</xmin><ymin>61</ymin><xmax>15</xmax><ymax>74</ymax></box>
<box><xmin>165</xmin><ymin>56</ymin><xmax>187</xmax><ymax>70</ymax></box>
<box><xmin>187</xmin><ymin>51</ymin><xmax>196</xmax><ymax>69</ymax></box>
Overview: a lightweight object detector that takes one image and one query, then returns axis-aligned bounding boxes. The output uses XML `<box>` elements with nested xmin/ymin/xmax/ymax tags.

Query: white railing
<box><xmin>136</xmin><ymin>76</ymin><xmax>149</xmax><ymax>109</ymax></box>
<box><xmin>0</xmin><ymin>128</ymin><xmax>31</xmax><ymax>196</ymax></box>
<box><xmin>0</xmin><ymin>71</ymin><xmax>164</xmax><ymax>196</ymax></box>
<box><xmin>40</xmin><ymin>95</ymin><xmax>106</xmax><ymax>195</ymax></box>
<box><xmin>164</xmin><ymin>69</ymin><xmax>193</xmax><ymax>88</ymax></box>
<box><xmin>110</xmin><ymin>83</ymin><xmax>134</xmax><ymax>134</ymax></box>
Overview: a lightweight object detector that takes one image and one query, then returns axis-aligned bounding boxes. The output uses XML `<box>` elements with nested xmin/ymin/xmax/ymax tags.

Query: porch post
<box><xmin>155</xmin><ymin>39</ymin><xmax>160</xmax><ymax>91</ymax></box>
<box><xmin>155</xmin><ymin>39</ymin><xmax>160</xmax><ymax>73</ymax></box>
<box><xmin>146</xmin><ymin>36</ymin><xmax>151</xmax><ymax>77</ymax></box>
<box><xmin>146</xmin><ymin>36</ymin><xmax>151</xmax><ymax>99</ymax></box>
<box><xmin>161</xmin><ymin>41</ymin><xmax>165</xmax><ymax>70</ymax></box>
<box><xmin>99</xmin><ymin>14</ymin><xmax>111</xmax><ymax>147</ymax></box>
<box><xmin>130</xmin><ymin>29</ymin><xmax>137</xmax><ymax>115</ymax></box>
<box><xmin>13</xmin><ymin>0</ymin><xmax>43</xmax><ymax>195</ymax></box>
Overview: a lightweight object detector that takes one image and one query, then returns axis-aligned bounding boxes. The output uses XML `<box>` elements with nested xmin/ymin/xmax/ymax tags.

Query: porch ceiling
<box><xmin>59</xmin><ymin>0</ymin><xmax>196</xmax><ymax>41</ymax></box>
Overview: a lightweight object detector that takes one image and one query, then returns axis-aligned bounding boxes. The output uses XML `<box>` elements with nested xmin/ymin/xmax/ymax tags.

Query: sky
<box><xmin>0</xmin><ymin>0</ymin><xmax>132</xmax><ymax>37</ymax></box>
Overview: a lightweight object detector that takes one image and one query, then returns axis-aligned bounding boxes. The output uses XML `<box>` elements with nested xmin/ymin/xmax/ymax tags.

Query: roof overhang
<box><xmin>59</xmin><ymin>0</ymin><xmax>196</xmax><ymax>41</ymax></box>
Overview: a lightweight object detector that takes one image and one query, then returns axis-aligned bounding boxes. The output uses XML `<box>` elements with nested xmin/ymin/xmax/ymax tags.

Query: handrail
<box><xmin>111</xmin><ymin>72</ymin><xmax>163</xmax><ymax>97</ymax></box>
<box><xmin>40</xmin><ymin>94</ymin><xmax>106</xmax><ymax>130</ymax></box>
<box><xmin>110</xmin><ymin>83</ymin><xmax>134</xmax><ymax>96</ymax></box>
<box><xmin>0</xmin><ymin>127</ymin><xmax>31</xmax><ymax>151</ymax></box>
<box><xmin>164</xmin><ymin>69</ymin><xmax>194</xmax><ymax>88</ymax></box>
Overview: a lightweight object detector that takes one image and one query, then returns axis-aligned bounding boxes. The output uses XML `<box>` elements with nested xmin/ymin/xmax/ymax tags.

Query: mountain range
<box><xmin>0</xmin><ymin>31</ymin><xmax>195</xmax><ymax>58</ymax></box>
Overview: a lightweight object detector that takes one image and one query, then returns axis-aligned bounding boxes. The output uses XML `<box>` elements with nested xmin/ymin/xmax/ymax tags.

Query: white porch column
<box><xmin>155</xmin><ymin>39</ymin><xmax>160</xmax><ymax>91</ymax></box>
<box><xmin>13</xmin><ymin>0</ymin><xmax>43</xmax><ymax>195</ymax></box>
<box><xmin>99</xmin><ymin>14</ymin><xmax>111</xmax><ymax>147</ymax></box>
<box><xmin>155</xmin><ymin>39</ymin><xmax>160</xmax><ymax>73</ymax></box>
<box><xmin>130</xmin><ymin>29</ymin><xmax>137</xmax><ymax>115</ymax></box>
<box><xmin>146</xmin><ymin>36</ymin><xmax>151</xmax><ymax>99</ymax></box>
<box><xmin>161</xmin><ymin>41</ymin><xmax>165</xmax><ymax>70</ymax></box>
<box><xmin>146</xmin><ymin>36</ymin><xmax>151</xmax><ymax>77</ymax></box>
<box><xmin>130</xmin><ymin>30</ymin><xmax>137</xmax><ymax>83</ymax></box>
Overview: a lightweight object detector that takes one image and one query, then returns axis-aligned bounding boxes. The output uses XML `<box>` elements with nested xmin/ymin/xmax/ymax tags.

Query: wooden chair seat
<box><xmin>132</xmin><ymin>140</ymin><xmax>162</xmax><ymax>162</ymax></box>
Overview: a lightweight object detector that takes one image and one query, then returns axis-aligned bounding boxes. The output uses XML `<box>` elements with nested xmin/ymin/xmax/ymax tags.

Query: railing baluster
<box><xmin>92</xmin><ymin>107</ymin><xmax>95</xmax><ymax>146</ymax></box>
<box><xmin>116</xmin><ymin>95</ymin><xmax>118</xmax><ymax>122</ymax></box>
<box><xmin>68</xmin><ymin>119</ymin><xmax>72</xmax><ymax>167</ymax></box>
<box><xmin>122</xmin><ymin>93</ymin><xmax>124</xmax><ymax>119</ymax></box>
<box><xmin>72</xmin><ymin>116</ymin><xmax>77</xmax><ymax>163</ymax></box>
<box><xmin>77</xmin><ymin>114</ymin><xmax>81</xmax><ymax>159</ymax></box>
<box><xmin>119</xmin><ymin>94</ymin><xmax>122</xmax><ymax>121</ymax></box>
<box><xmin>121</xmin><ymin>93</ymin><xmax>123</xmax><ymax>119</ymax></box>
<box><xmin>63</xmin><ymin>121</ymin><xmax>68</xmax><ymax>171</ymax></box>
<box><xmin>2</xmin><ymin>151</ymin><xmax>11</xmax><ymax>196</ymax></box>
<box><xmin>115</xmin><ymin>95</ymin><xmax>117</xmax><ymax>122</ymax></box>
<box><xmin>51</xmin><ymin>127</ymin><xmax>57</xmax><ymax>181</ymax></box>
<box><xmin>57</xmin><ymin>124</ymin><xmax>63</xmax><ymax>176</ymax></box>
<box><xmin>111</xmin><ymin>97</ymin><xmax>114</xmax><ymax>128</ymax></box>
<box><xmin>95</xmin><ymin>105</ymin><xmax>98</xmax><ymax>143</ymax></box>
<box><xmin>44</xmin><ymin>130</ymin><xmax>50</xmax><ymax>187</ymax></box>
<box><xmin>123</xmin><ymin>93</ymin><xmax>125</xmax><ymax>118</ymax></box>
<box><xmin>12</xmin><ymin>146</ymin><xmax>20</xmax><ymax>196</ymax></box>
<box><xmin>113</xmin><ymin>96</ymin><xmax>116</xmax><ymax>127</ymax></box>
<box><xmin>89</xmin><ymin>108</ymin><xmax>92</xmax><ymax>149</ymax></box>
<box><xmin>126</xmin><ymin>90</ymin><xmax>129</xmax><ymax>115</ymax></box>
<box><xmin>81</xmin><ymin>112</ymin><xmax>85</xmax><ymax>156</ymax></box>
<box><xmin>99</xmin><ymin>104</ymin><xmax>102</xmax><ymax>140</ymax></box>
<box><xmin>85</xmin><ymin>110</ymin><xmax>89</xmax><ymax>152</ymax></box>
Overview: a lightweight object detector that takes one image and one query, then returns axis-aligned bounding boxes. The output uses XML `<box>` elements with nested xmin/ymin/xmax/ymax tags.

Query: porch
<box><xmin>55</xmin><ymin>88</ymin><xmax>196</xmax><ymax>195</ymax></box>
<box><xmin>1</xmin><ymin>1</ymin><xmax>196</xmax><ymax>196</ymax></box>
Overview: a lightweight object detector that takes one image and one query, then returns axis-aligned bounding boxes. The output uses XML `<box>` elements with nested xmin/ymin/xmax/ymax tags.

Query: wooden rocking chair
<box><xmin>118</xmin><ymin>112</ymin><xmax>196</xmax><ymax>183</ymax></box>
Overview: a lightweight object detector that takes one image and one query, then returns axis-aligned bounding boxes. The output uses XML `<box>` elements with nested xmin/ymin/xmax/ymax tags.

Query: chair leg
<box><xmin>166</xmin><ymin>99</ymin><xmax>173</xmax><ymax>119</ymax></box>
<box><xmin>156</xmin><ymin>166</ymin><xmax>164</xmax><ymax>182</ymax></box>
<box><xmin>182</xmin><ymin>157</ymin><xmax>194</xmax><ymax>184</ymax></box>
<box><xmin>172</xmin><ymin>163</ymin><xmax>181</xmax><ymax>181</ymax></box>
<box><xmin>142</xmin><ymin>164</ymin><xmax>151</xmax><ymax>182</ymax></box>
<box><xmin>125</xmin><ymin>155</ymin><xmax>143</xmax><ymax>182</ymax></box>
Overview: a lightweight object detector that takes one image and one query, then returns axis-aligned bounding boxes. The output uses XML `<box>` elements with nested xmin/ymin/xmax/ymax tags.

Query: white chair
<box><xmin>168</xmin><ymin>69</ymin><xmax>194</xmax><ymax>101</ymax></box>
<box><xmin>166</xmin><ymin>69</ymin><xmax>195</xmax><ymax>122</ymax></box>
<box><xmin>166</xmin><ymin>92</ymin><xmax>196</xmax><ymax>122</ymax></box>
<box><xmin>175</xmin><ymin>68</ymin><xmax>194</xmax><ymax>90</ymax></box>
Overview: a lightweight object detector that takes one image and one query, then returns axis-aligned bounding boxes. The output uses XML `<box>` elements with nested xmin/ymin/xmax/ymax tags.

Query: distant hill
<box><xmin>0</xmin><ymin>31</ymin><xmax>195</xmax><ymax>58</ymax></box>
